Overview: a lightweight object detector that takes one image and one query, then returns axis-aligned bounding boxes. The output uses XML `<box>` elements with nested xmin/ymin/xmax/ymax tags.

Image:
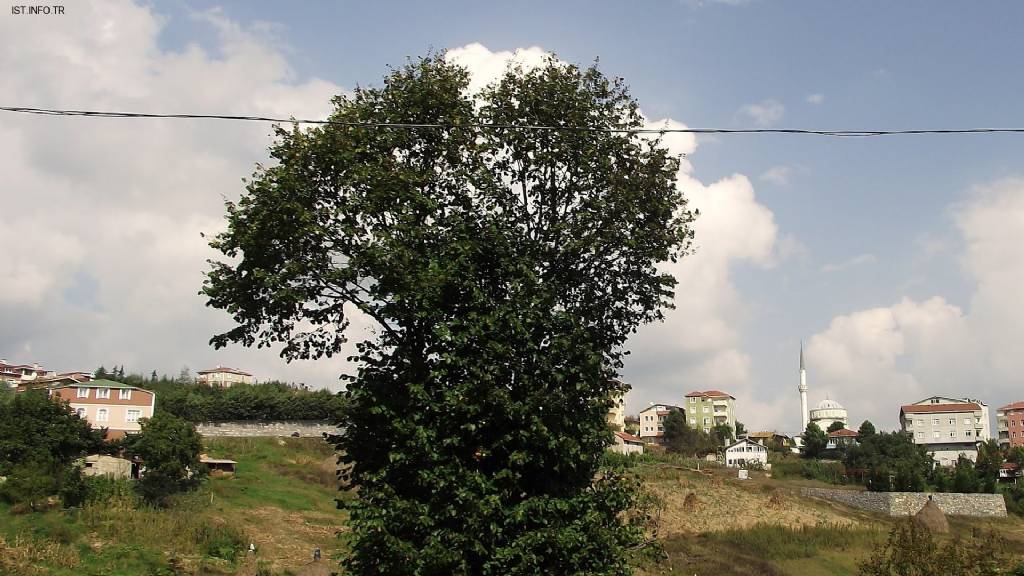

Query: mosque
<box><xmin>798</xmin><ymin>343</ymin><xmax>849</xmax><ymax>432</ymax></box>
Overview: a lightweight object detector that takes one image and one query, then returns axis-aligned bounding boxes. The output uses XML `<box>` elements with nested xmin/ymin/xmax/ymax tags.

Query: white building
<box><xmin>900</xmin><ymin>396</ymin><xmax>990</xmax><ymax>465</ymax></box>
<box><xmin>724</xmin><ymin>439</ymin><xmax>769</xmax><ymax>468</ymax></box>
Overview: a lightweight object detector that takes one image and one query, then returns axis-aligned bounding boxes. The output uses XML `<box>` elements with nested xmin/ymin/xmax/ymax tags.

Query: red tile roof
<box><xmin>901</xmin><ymin>403</ymin><xmax>981</xmax><ymax>414</ymax></box>
<box><xmin>828</xmin><ymin>428</ymin><xmax>859</xmax><ymax>437</ymax></box>
<box><xmin>998</xmin><ymin>401</ymin><xmax>1024</xmax><ymax>412</ymax></box>
<box><xmin>684</xmin><ymin>390</ymin><xmax>735</xmax><ymax>399</ymax></box>
<box><xmin>197</xmin><ymin>366</ymin><xmax>253</xmax><ymax>376</ymax></box>
<box><xmin>614</xmin><ymin>431</ymin><xmax>643</xmax><ymax>443</ymax></box>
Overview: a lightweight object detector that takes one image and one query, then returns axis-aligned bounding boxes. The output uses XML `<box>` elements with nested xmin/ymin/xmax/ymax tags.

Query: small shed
<box><xmin>200</xmin><ymin>455</ymin><xmax>238</xmax><ymax>476</ymax></box>
<box><xmin>82</xmin><ymin>454</ymin><xmax>132</xmax><ymax>479</ymax></box>
<box><xmin>610</xmin><ymin>431</ymin><xmax>645</xmax><ymax>455</ymax></box>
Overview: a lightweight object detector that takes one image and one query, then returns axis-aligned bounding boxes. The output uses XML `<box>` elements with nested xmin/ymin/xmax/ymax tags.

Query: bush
<box><xmin>709</xmin><ymin>523</ymin><xmax>880</xmax><ymax>560</ymax></box>
<box><xmin>771</xmin><ymin>459</ymin><xmax>846</xmax><ymax>484</ymax></box>
<box><xmin>859</xmin><ymin>521</ymin><xmax>1009</xmax><ymax>576</ymax></box>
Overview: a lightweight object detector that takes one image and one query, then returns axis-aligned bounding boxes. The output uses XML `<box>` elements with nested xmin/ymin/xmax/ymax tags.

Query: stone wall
<box><xmin>801</xmin><ymin>487</ymin><xmax>1006</xmax><ymax>517</ymax></box>
<box><xmin>195</xmin><ymin>420</ymin><xmax>338</xmax><ymax>438</ymax></box>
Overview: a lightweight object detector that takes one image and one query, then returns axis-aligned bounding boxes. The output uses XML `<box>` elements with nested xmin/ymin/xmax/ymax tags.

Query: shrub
<box><xmin>859</xmin><ymin>521</ymin><xmax>1008</xmax><ymax>576</ymax></box>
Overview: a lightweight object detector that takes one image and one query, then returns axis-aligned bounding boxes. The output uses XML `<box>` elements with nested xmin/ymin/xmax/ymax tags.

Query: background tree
<box><xmin>204</xmin><ymin>54</ymin><xmax>694</xmax><ymax>575</ymax></box>
<box><xmin>974</xmin><ymin>439</ymin><xmax>1003</xmax><ymax>493</ymax></box>
<box><xmin>125</xmin><ymin>412</ymin><xmax>203</xmax><ymax>506</ymax></box>
<box><xmin>844</xmin><ymin>431</ymin><xmax>931</xmax><ymax>492</ymax></box>
<box><xmin>0</xmin><ymin>391</ymin><xmax>103</xmax><ymax>509</ymax></box>
<box><xmin>94</xmin><ymin>365</ymin><xmax>108</xmax><ymax>379</ymax></box>
<box><xmin>827</xmin><ymin>421</ymin><xmax>846</xmax><ymax>433</ymax></box>
<box><xmin>802</xmin><ymin>422</ymin><xmax>828</xmax><ymax>459</ymax></box>
<box><xmin>662</xmin><ymin>410</ymin><xmax>688</xmax><ymax>454</ymax></box>
<box><xmin>952</xmin><ymin>455</ymin><xmax>981</xmax><ymax>494</ymax></box>
<box><xmin>857</xmin><ymin>420</ymin><xmax>876</xmax><ymax>437</ymax></box>
<box><xmin>735</xmin><ymin>421</ymin><xmax>746</xmax><ymax>437</ymax></box>
<box><xmin>712</xmin><ymin>423</ymin><xmax>735</xmax><ymax>446</ymax></box>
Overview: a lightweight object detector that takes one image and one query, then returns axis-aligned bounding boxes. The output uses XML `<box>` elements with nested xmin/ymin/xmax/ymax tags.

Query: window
<box><xmin>657</xmin><ymin>425</ymin><xmax>663</xmax><ymax>432</ymax></box>
<box><xmin>689</xmin><ymin>407</ymin><xmax>696</xmax><ymax>414</ymax></box>
<box><xmin>907</xmin><ymin>421</ymin><xmax>913</xmax><ymax>428</ymax></box>
<box><xmin>96</xmin><ymin>388</ymin><xmax>110</xmax><ymax>399</ymax></box>
<box><xmin>917</xmin><ymin>419</ymin><xmax>924</xmax><ymax>426</ymax></box>
<box><xmin>126</xmin><ymin>409</ymin><xmax>141</xmax><ymax>423</ymax></box>
<box><xmin>933</xmin><ymin>418</ymin><xmax>939</xmax><ymax>425</ymax></box>
<box><xmin>96</xmin><ymin>409</ymin><xmax>108</xmax><ymax>422</ymax></box>
<box><xmin>703</xmin><ymin>418</ymin><xmax>709</xmax><ymax>426</ymax></box>
<box><xmin>965</xmin><ymin>430</ymin><xmax>972</xmax><ymax>437</ymax></box>
<box><xmin>75</xmin><ymin>408</ymin><xmax>86</xmax><ymax>418</ymax></box>
<box><xmin>119</xmin><ymin>388</ymin><xmax>132</xmax><ymax>400</ymax></box>
<box><xmin>949</xmin><ymin>431</ymin><xmax>956</xmax><ymax>438</ymax></box>
<box><xmin>703</xmin><ymin>406</ymin><xmax>710</xmax><ymax>413</ymax></box>
<box><xmin>76</xmin><ymin>387</ymin><xmax>89</xmax><ymax>398</ymax></box>
<box><xmin>916</xmin><ymin>432</ymin><xmax>924</xmax><ymax>439</ymax></box>
<box><xmin>689</xmin><ymin>419</ymin><xmax>697</xmax><ymax>425</ymax></box>
<box><xmin>933</xmin><ymin>431</ymin><xmax>940</xmax><ymax>439</ymax></box>
<box><xmin>689</xmin><ymin>397</ymin><xmax>696</xmax><ymax>404</ymax></box>
<box><xmin>948</xmin><ymin>418</ymin><xmax>956</xmax><ymax>426</ymax></box>
<box><xmin>964</xmin><ymin>418</ymin><xmax>971</xmax><ymax>426</ymax></box>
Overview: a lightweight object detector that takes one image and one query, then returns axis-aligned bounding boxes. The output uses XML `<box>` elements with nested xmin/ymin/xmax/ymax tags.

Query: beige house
<box><xmin>900</xmin><ymin>396</ymin><xmax>990</xmax><ymax>465</ymax></box>
<box><xmin>609</xmin><ymin>431</ymin><xmax>644</xmax><ymax>455</ymax></box>
<box><xmin>52</xmin><ymin>380</ymin><xmax>156</xmax><ymax>441</ymax></box>
<box><xmin>684</xmin><ymin>390</ymin><xmax>737</xmax><ymax>435</ymax></box>
<box><xmin>607</xmin><ymin>392</ymin><xmax>626</xmax><ymax>432</ymax></box>
<box><xmin>638</xmin><ymin>404</ymin><xmax>683</xmax><ymax>445</ymax></box>
<box><xmin>1</xmin><ymin>359</ymin><xmax>50</xmax><ymax>387</ymax></box>
<box><xmin>197</xmin><ymin>366</ymin><xmax>254</xmax><ymax>387</ymax></box>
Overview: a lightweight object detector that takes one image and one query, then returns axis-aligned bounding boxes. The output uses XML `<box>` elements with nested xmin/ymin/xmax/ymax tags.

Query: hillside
<box><xmin>3</xmin><ymin>442</ymin><xmax>1024</xmax><ymax>575</ymax></box>
<box><xmin>0</xmin><ymin>437</ymin><xmax>346</xmax><ymax>576</ymax></box>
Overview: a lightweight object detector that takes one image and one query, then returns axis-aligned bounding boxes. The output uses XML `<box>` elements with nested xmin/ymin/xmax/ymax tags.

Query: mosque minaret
<box><xmin>799</xmin><ymin>343</ymin><xmax>809</xmax><ymax>431</ymax></box>
<box><xmin>798</xmin><ymin>343</ymin><xmax>849</xmax><ymax>432</ymax></box>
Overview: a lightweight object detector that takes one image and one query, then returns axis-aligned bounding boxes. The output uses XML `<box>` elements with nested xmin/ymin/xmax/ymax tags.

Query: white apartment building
<box><xmin>900</xmin><ymin>396</ymin><xmax>990</xmax><ymax>465</ymax></box>
<box><xmin>724</xmin><ymin>438</ymin><xmax>769</xmax><ymax>468</ymax></box>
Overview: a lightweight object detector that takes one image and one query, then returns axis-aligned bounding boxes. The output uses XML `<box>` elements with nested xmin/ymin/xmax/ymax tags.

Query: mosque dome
<box><xmin>817</xmin><ymin>399</ymin><xmax>844</xmax><ymax>410</ymax></box>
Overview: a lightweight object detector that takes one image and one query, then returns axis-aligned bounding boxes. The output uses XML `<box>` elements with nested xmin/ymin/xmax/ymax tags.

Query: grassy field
<box><xmin>630</xmin><ymin>454</ymin><xmax>1024</xmax><ymax>576</ymax></box>
<box><xmin>0</xmin><ymin>437</ymin><xmax>346</xmax><ymax>576</ymax></box>
<box><xmin>3</xmin><ymin>442</ymin><xmax>1024</xmax><ymax>575</ymax></box>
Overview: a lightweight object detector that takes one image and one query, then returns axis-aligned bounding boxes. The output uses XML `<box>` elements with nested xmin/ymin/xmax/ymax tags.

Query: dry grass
<box><xmin>0</xmin><ymin>535</ymin><xmax>79</xmax><ymax>575</ymax></box>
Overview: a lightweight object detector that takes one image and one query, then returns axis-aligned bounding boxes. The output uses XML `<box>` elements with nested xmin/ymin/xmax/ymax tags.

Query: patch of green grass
<box><xmin>707</xmin><ymin>523</ymin><xmax>883</xmax><ymax>560</ymax></box>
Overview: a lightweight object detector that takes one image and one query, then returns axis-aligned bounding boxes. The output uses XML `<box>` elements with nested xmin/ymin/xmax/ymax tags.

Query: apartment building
<box><xmin>1</xmin><ymin>359</ymin><xmax>49</xmax><ymax>387</ymax></box>
<box><xmin>52</xmin><ymin>379</ymin><xmax>155</xmax><ymax>440</ymax></box>
<box><xmin>607</xmin><ymin>392</ymin><xmax>626</xmax><ymax>432</ymax></box>
<box><xmin>900</xmin><ymin>396</ymin><xmax>990</xmax><ymax>465</ymax></box>
<box><xmin>196</xmin><ymin>366</ymin><xmax>254</xmax><ymax>387</ymax></box>
<box><xmin>638</xmin><ymin>404</ymin><xmax>683</xmax><ymax>445</ymax></box>
<box><xmin>997</xmin><ymin>401</ymin><xmax>1024</xmax><ymax>448</ymax></box>
<box><xmin>684</xmin><ymin>390</ymin><xmax>736</xmax><ymax>435</ymax></box>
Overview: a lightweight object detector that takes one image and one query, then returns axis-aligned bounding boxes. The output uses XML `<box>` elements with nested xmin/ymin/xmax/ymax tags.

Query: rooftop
<box><xmin>828</xmin><ymin>428</ymin><xmax>859</xmax><ymax>437</ymax></box>
<box><xmin>198</xmin><ymin>366</ymin><xmax>253</xmax><ymax>376</ymax></box>
<box><xmin>684</xmin><ymin>390</ymin><xmax>735</xmax><ymax>399</ymax></box>
<box><xmin>901</xmin><ymin>403</ymin><xmax>982</xmax><ymax>414</ymax></box>
<box><xmin>998</xmin><ymin>401</ymin><xmax>1024</xmax><ymax>412</ymax></box>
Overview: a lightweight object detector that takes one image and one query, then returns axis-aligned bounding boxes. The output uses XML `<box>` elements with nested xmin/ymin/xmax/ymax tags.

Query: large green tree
<box><xmin>844</xmin><ymin>431</ymin><xmax>932</xmax><ymax>492</ymax></box>
<box><xmin>0</xmin><ymin>391</ymin><xmax>103</xmax><ymax>509</ymax></box>
<box><xmin>203</xmin><ymin>55</ymin><xmax>693</xmax><ymax>575</ymax></box>
<box><xmin>802</xmin><ymin>422</ymin><xmax>828</xmax><ymax>459</ymax></box>
<box><xmin>124</xmin><ymin>412</ymin><xmax>203</xmax><ymax>506</ymax></box>
<box><xmin>974</xmin><ymin>439</ymin><xmax>1003</xmax><ymax>494</ymax></box>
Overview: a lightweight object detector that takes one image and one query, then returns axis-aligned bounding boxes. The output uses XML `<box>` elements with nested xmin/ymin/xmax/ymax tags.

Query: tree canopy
<box><xmin>125</xmin><ymin>412</ymin><xmax>203</xmax><ymax>506</ymax></box>
<box><xmin>844</xmin><ymin>431</ymin><xmax>932</xmax><ymax>492</ymax></box>
<box><xmin>802</xmin><ymin>422</ymin><xmax>828</xmax><ymax>459</ymax></box>
<box><xmin>203</xmin><ymin>54</ymin><xmax>694</xmax><ymax>575</ymax></box>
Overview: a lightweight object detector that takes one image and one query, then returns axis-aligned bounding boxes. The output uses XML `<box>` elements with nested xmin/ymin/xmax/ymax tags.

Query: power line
<box><xmin>3</xmin><ymin>106</ymin><xmax>1024</xmax><ymax>138</ymax></box>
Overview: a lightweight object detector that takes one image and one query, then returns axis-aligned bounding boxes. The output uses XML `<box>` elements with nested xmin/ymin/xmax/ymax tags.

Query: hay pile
<box><xmin>913</xmin><ymin>499</ymin><xmax>949</xmax><ymax>534</ymax></box>
<box><xmin>683</xmin><ymin>492</ymin><xmax>700</xmax><ymax>511</ymax></box>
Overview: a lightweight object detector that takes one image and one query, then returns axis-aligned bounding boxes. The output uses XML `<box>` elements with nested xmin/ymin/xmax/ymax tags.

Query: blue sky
<box><xmin>3</xmin><ymin>1</ymin><xmax>1023</xmax><ymax>432</ymax></box>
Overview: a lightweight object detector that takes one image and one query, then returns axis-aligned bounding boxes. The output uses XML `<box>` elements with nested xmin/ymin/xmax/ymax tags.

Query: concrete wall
<box><xmin>195</xmin><ymin>420</ymin><xmax>338</xmax><ymax>438</ymax></box>
<box><xmin>801</xmin><ymin>487</ymin><xmax>1006</xmax><ymax>517</ymax></box>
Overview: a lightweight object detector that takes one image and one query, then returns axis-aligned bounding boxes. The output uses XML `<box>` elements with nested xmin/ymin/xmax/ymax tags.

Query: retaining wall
<box><xmin>195</xmin><ymin>420</ymin><xmax>338</xmax><ymax>438</ymax></box>
<box><xmin>801</xmin><ymin>487</ymin><xmax>1006</xmax><ymax>517</ymax></box>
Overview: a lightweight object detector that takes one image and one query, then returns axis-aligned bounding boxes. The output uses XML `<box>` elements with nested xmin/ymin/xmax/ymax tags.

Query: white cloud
<box><xmin>820</xmin><ymin>253</ymin><xmax>877</xmax><ymax>273</ymax></box>
<box><xmin>806</xmin><ymin>178</ymin><xmax>1024</xmax><ymax>429</ymax></box>
<box><xmin>445</xmin><ymin>43</ymin><xmax>552</xmax><ymax>96</ymax></box>
<box><xmin>806</xmin><ymin>93</ymin><xmax>825</xmax><ymax>105</ymax></box>
<box><xmin>760</xmin><ymin>165</ymin><xmax>793</xmax><ymax>187</ymax></box>
<box><xmin>737</xmin><ymin>99</ymin><xmax>784</xmax><ymax>127</ymax></box>
<box><xmin>0</xmin><ymin>0</ymin><xmax>353</xmax><ymax>386</ymax></box>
